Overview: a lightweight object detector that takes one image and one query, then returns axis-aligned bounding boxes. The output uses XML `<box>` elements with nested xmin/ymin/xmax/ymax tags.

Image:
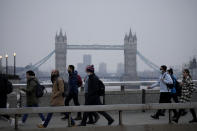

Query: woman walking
<box><xmin>173</xmin><ymin>69</ymin><xmax>197</xmax><ymax>123</ymax></box>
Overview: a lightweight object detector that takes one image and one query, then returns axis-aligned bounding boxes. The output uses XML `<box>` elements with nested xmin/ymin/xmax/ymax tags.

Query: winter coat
<box><xmin>179</xmin><ymin>76</ymin><xmax>195</xmax><ymax>103</ymax></box>
<box><xmin>86</xmin><ymin>74</ymin><xmax>101</xmax><ymax>105</ymax></box>
<box><xmin>68</xmin><ymin>71</ymin><xmax>78</xmax><ymax>94</ymax></box>
<box><xmin>21</xmin><ymin>76</ymin><xmax>38</xmax><ymax>106</ymax></box>
<box><xmin>50</xmin><ymin>77</ymin><xmax>64</xmax><ymax>106</ymax></box>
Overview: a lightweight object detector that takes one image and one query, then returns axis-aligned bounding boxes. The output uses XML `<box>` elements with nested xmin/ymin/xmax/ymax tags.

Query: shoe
<box><xmin>61</xmin><ymin>116</ymin><xmax>68</xmax><ymax>120</ymax></box>
<box><xmin>108</xmin><ymin>119</ymin><xmax>114</xmax><ymax>125</ymax></box>
<box><xmin>94</xmin><ymin>115</ymin><xmax>100</xmax><ymax>124</ymax></box>
<box><xmin>37</xmin><ymin>124</ymin><xmax>46</xmax><ymax>128</ymax></box>
<box><xmin>151</xmin><ymin>115</ymin><xmax>159</xmax><ymax>119</ymax></box>
<box><xmin>189</xmin><ymin>119</ymin><xmax>197</xmax><ymax>123</ymax></box>
<box><xmin>9</xmin><ymin>118</ymin><xmax>15</xmax><ymax>126</ymax></box>
<box><xmin>74</xmin><ymin>116</ymin><xmax>82</xmax><ymax>120</ymax></box>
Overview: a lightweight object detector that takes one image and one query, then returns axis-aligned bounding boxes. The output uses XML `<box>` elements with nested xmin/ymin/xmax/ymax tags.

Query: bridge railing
<box><xmin>0</xmin><ymin>102</ymin><xmax>197</xmax><ymax>130</ymax></box>
<box><xmin>12</xmin><ymin>80</ymin><xmax>197</xmax><ymax>90</ymax></box>
<box><xmin>12</xmin><ymin>80</ymin><xmax>197</xmax><ymax>107</ymax></box>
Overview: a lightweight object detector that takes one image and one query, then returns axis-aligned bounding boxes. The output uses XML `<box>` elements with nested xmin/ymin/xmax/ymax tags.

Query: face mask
<box><xmin>160</xmin><ymin>70</ymin><xmax>163</xmax><ymax>74</ymax></box>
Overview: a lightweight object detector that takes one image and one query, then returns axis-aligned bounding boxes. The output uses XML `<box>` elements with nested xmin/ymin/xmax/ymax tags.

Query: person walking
<box><xmin>79</xmin><ymin>65</ymin><xmax>114</xmax><ymax>126</ymax></box>
<box><xmin>37</xmin><ymin>70</ymin><xmax>75</xmax><ymax>128</ymax></box>
<box><xmin>148</xmin><ymin>65</ymin><xmax>173</xmax><ymax>119</ymax></box>
<box><xmin>83</xmin><ymin>67</ymin><xmax>100</xmax><ymax>124</ymax></box>
<box><xmin>62</xmin><ymin>65</ymin><xmax>82</xmax><ymax>120</ymax></box>
<box><xmin>173</xmin><ymin>69</ymin><xmax>197</xmax><ymax>123</ymax></box>
<box><xmin>167</xmin><ymin>68</ymin><xmax>178</xmax><ymax>118</ymax></box>
<box><xmin>19</xmin><ymin>70</ymin><xmax>45</xmax><ymax>125</ymax></box>
<box><xmin>0</xmin><ymin>74</ymin><xmax>15</xmax><ymax>126</ymax></box>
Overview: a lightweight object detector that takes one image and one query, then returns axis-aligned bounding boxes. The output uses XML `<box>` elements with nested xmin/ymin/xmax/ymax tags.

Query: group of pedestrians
<box><xmin>148</xmin><ymin>65</ymin><xmax>197</xmax><ymax>123</ymax></box>
<box><xmin>0</xmin><ymin>64</ymin><xmax>196</xmax><ymax>128</ymax></box>
<box><xmin>7</xmin><ymin>64</ymin><xmax>112</xmax><ymax>128</ymax></box>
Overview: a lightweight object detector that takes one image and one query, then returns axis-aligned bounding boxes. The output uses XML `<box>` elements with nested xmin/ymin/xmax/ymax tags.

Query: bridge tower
<box><xmin>124</xmin><ymin>29</ymin><xmax>138</xmax><ymax>81</ymax></box>
<box><xmin>55</xmin><ymin>29</ymin><xmax>67</xmax><ymax>79</ymax></box>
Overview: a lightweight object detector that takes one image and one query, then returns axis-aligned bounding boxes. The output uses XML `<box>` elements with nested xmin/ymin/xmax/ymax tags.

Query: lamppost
<box><xmin>0</xmin><ymin>55</ymin><xmax>2</xmax><ymax>74</ymax></box>
<box><xmin>5</xmin><ymin>54</ymin><xmax>8</xmax><ymax>75</ymax></box>
<box><xmin>13</xmin><ymin>52</ymin><xmax>16</xmax><ymax>76</ymax></box>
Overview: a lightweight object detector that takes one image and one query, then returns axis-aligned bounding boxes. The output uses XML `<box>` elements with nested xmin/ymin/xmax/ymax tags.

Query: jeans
<box><xmin>43</xmin><ymin>113</ymin><xmax>75</xmax><ymax>127</ymax></box>
<box><xmin>64</xmin><ymin>93</ymin><xmax>81</xmax><ymax>117</ymax></box>
<box><xmin>22</xmin><ymin>104</ymin><xmax>45</xmax><ymax>123</ymax></box>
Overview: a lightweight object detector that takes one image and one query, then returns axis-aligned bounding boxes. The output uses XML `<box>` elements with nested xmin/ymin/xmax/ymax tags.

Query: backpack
<box><xmin>98</xmin><ymin>80</ymin><xmax>105</xmax><ymax>96</ymax></box>
<box><xmin>34</xmin><ymin>80</ymin><xmax>45</xmax><ymax>98</ymax></box>
<box><xmin>164</xmin><ymin>74</ymin><xmax>174</xmax><ymax>89</ymax></box>
<box><xmin>174</xmin><ymin>79</ymin><xmax>182</xmax><ymax>96</ymax></box>
<box><xmin>77</xmin><ymin>75</ymin><xmax>82</xmax><ymax>87</ymax></box>
<box><xmin>6</xmin><ymin>80</ymin><xmax>13</xmax><ymax>94</ymax></box>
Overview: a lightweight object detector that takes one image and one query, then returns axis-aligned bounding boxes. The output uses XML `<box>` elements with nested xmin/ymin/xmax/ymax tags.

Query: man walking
<box><xmin>62</xmin><ymin>65</ymin><xmax>82</xmax><ymax>120</ymax></box>
<box><xmin>148</xmin><ymin>65</ymin><xmax>173</xmax><ymax>119</ymax></box>
<box><xmin>79</xmin><ymin>65</ymin><xmax>114</xmax><ymax>126</ymax></box>
<box><xmin>19</xmin><ymin>70</ymin><xmax>45</xmax><ymax>125</ymax></box>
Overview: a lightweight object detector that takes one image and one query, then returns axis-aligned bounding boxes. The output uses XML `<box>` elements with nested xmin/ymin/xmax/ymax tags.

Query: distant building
<box><xmin>77</xmin><ymin>54</ymin><xmax>92</xmax><ymax>76</ymax></box>
<box><xmin>83</xmin><ymin>54</ymin><xmax>91</xmax><ymax>66</ymax></box>
<box><xmin>98</xmin><ymin>62</ymin><xmax>107</xmax><ymax>75</ymax></box>
<box><xmin>116</xmin><ymin>62</ymin><xmax>124</xmax><ymax>75</ymax></box>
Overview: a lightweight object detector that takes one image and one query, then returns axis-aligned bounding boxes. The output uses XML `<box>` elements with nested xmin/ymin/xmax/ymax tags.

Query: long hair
<box><xmin>183</xmin><ymin>69</ymin><xmax>192</xmax><ymax>79</ymax></box>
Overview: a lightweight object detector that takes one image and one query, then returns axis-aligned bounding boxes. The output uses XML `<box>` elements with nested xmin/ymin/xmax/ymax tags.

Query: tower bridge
<box><xmin>19</xmin><ymin>29</ymin><xmax>159</xmax><ymax>80</ymax></box>
<box><xmin>55</xmin><ymin>29</ymin><xmax>138</xmax><ymax>80</ymax></box>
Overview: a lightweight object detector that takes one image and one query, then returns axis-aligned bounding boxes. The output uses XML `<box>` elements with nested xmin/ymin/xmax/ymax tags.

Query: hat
<box><xmin>86</xmin><ymin>65</ymin><xmax>94</xmax><ymax>73</ymax></box>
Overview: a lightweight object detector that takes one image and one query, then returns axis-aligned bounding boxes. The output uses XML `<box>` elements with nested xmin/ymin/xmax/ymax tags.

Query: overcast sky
<box><xmin>0</xmin><ymin>0</ymin><xmax>197</xmax><ymax>72</ymax></box>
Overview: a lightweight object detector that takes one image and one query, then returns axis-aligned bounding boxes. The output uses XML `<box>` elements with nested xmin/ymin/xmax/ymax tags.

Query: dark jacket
<box><xmin>0</xmin><ymin>75</ymin><xmax>8</xmax><ymax>108</ymax></box>
<box><xmin>21</xmin><ymin>76</ymin><xmax>38</xmax><ymax>106</ymax></box>
<box><xmin>86</xmin><ymin>74</ymin><xmax>101</xmax><ymax>105</ymax></box>
<box><xmin>68</xmin><ymin>71</ymin><xmax>78</xmax><ymax>94</ymax></box>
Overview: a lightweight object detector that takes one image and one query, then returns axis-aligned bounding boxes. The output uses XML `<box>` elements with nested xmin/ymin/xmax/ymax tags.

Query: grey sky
<box><xmin>0</xmin><ymin>0</ymin><xmax>197</xmax><ymax>72</ymax></box>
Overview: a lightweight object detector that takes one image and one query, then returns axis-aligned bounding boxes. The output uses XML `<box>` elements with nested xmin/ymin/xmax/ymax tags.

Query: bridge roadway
<box><xmin>1</xmin><ymin>111</ymin><xmax>197</xmax><ymax>131</ymax></box>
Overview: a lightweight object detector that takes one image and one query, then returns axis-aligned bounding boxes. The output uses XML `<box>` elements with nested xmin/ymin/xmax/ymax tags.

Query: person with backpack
<box><xmin>167</xmin><ymin>68</ymin><xmax>179</xmax><ymax>118</ymax></box>
<box><xmin>147</xmin><ymin>65</ymin><xmax>173</xmax><ymax>119</ymax></box>
<box><xmin>37</xmin><ymin>70</ymin><xmax>75</xmax><ymax>128</ymax></box>
<box><xmin>19</xmin><ymin>70</ymin><xmax>45</xmax><ymax>125</ymax></box>
<box><xmin>78</xmin><ymin>65</ymin><xmax>114</xmax><ymax>126</ymax></box>
<box><xmin>82</xmin><ymin>66</ymin><xmax>100</xmax><ymax>124</ymax></box>
<box><xmin>0</xmin><ymin>74</ymin><xmax>15</xmax><ymax>126</ymax></box>
<box><xmin>62</xmin><ymin>65</ymin><xmax>82</xmax><ymax>120</ymax></box>
<box><xmin>173</xmin><ymin>69</ymin><xmax>197</xmax><ymax>123</ymax></box>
